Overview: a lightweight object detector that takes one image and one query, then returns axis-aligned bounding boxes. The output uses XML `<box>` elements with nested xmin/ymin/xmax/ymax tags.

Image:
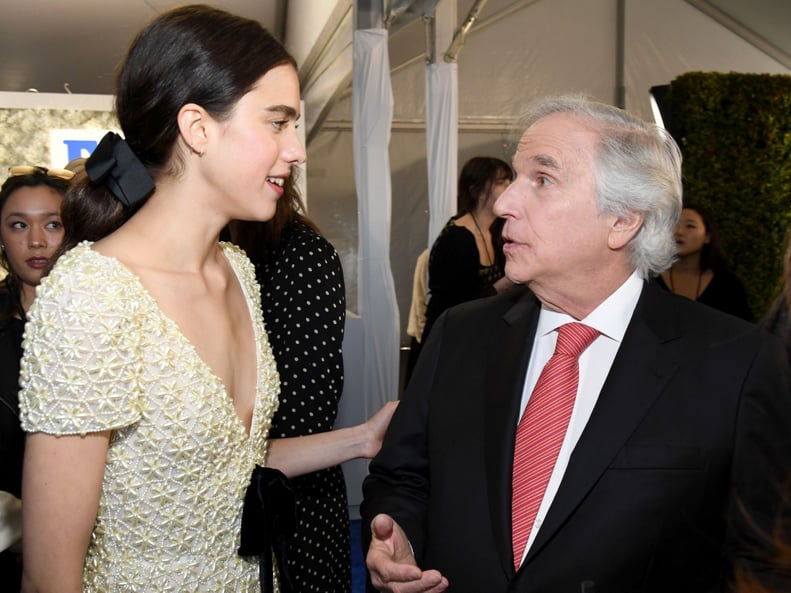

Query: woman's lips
<box><xmin>26</xmin><ymin>257</ymin><xmax>49</xmax><ymax>269</ymax></box>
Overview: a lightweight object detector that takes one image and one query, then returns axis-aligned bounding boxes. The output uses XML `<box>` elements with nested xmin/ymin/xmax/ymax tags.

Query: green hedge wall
<box><xmin>665</xmin><ymin>71</ymin><xmax>791</xmax><ymax>320</ymax></box>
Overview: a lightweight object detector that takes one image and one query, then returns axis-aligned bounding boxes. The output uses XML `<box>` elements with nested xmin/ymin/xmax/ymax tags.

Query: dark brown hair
<box><xmin>60</xmin><ymin>4</ymin><xmax>297</xmax><ymax>252</ymax></box>
<box><xmin>456</xmin><ymin>156</ymin><xmax>513</xmax><ymax>215</ymax></box>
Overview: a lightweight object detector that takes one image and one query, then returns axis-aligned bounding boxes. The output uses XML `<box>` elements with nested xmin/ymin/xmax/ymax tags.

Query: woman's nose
<box><xmin>29</xmin><ymin>232</ymin><xmax>46</xmax><ymax>248</ymax></box>
<box><xmin>283</xmin><ymin>131</ymin><xmax>307</xmax><ymax>166</ymax></box>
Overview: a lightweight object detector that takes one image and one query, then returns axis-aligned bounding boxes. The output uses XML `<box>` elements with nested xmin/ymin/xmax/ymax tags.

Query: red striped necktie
<box><xmin>511</xmin><ymin>322</ymin><xmax>600</xmax><ymax>570</ymax></box>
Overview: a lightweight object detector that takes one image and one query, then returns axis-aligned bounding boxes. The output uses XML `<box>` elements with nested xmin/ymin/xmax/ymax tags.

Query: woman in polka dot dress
<box><xmin>231</xmin><ymin>176</ymin><xmax>396</xmax><ymax>593</ymax></box>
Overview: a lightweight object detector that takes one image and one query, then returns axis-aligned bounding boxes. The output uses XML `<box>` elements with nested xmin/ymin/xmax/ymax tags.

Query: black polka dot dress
<box><xmin>255</xmin><ymin>221</ymin><xmax>350</xmax><ymax>593</ymax></box>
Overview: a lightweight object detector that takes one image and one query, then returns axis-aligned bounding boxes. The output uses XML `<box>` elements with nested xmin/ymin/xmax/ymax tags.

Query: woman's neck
<box><xmin>472</xmin><ymin>205</ymin><xmax>496</xmax><ymax>230</ymax></box>
<box><xmin>672</xmin><ymin>252</ymin><xmax>703</xmax><ymax>273</ymax></box>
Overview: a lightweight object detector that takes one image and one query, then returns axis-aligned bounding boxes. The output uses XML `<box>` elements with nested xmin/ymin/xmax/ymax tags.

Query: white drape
<box><xmin>352</xmin><ymin>28</ymin><xmax>400</xmax><ymax>414</ymax></box>
<box><xmin>425</xmin><ymin>61</ymin><xmax>458</xmax><ymax>248</ymax></box>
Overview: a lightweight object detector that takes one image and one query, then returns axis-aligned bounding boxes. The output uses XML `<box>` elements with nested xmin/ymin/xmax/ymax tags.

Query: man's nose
<box><xmin>493</xmin><ymin>185</ymin><xmax>514</xmax><ymax>217</ymax></box>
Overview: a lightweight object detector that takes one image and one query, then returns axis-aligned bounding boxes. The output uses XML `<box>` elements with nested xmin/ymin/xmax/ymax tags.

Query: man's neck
<box><xmin>535</xmin><ymin>269</ymin><xmax>637</xmax><ymax>320</ymax></box>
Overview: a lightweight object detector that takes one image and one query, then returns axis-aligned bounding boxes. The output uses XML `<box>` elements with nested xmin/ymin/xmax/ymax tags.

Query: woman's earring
<box><xmin>190</xmin><ymin>143</ymin><xmax>204</xmax><ymax>157</ymax></box>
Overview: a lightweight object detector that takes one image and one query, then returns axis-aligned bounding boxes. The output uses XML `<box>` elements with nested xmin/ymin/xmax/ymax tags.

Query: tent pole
<box><xmin>616</xmin><ymin>0</ymin><xmax>626</xmax><ymax>108</ymax></box>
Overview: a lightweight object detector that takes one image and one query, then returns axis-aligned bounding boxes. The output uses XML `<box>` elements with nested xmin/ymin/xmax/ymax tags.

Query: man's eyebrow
<box><xmin>534</xmin><ymin>154</ymin><xmax>561</xmax><ymax>170</ymax></box>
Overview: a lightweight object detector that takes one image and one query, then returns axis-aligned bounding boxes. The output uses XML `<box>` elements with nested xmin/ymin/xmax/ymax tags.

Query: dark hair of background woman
<box><xmin>59</xmin><ymin>4</ymin><xmax>297</xmax><ymax>255</ymax></box>
<box><xmin>456</xmin><ymin>156</ymin><xmax>513</xmax><ymax>215</ymax></box>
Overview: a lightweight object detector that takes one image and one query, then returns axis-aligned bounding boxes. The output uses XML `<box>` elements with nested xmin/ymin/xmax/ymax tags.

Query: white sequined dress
<box><xmin>19</xmin><ymin>241</ymin><xmax>280</xmax><ymax>592</ymax></box>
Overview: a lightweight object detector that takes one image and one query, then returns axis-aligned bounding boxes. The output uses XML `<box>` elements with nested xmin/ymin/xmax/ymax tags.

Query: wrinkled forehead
<box><xmin>513</xmin><ymin>113</ymin><xmax>600</xmax><ymax>172</ymax></box>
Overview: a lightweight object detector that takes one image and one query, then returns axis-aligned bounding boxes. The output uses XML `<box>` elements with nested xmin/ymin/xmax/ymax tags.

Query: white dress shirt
<box><xmin>516</xmin><ymin>271</ymin><xmax>644</xmax><ymax>564</ymax></box>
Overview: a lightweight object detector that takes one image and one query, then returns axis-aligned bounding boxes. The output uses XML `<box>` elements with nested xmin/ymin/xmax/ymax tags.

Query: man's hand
<box><xmin>366</xmin><ymin>514</ymin><xmax>449</xmax><ymax>592</ymax></box>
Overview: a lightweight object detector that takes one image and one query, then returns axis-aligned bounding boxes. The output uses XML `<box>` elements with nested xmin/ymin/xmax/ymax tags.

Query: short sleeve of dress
<box><xmin>19</xmin><ymin>243</ymin><xmax>143</xmax><ymax>436</ymax></box>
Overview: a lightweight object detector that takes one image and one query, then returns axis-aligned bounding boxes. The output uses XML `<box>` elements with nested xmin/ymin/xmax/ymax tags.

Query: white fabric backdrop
<box><xmin>425</xmin><ymin>62</ymin><xmax>459</xmax><ymax>249</ymax></box>
<box><xmin>352</xmin><ymin>28</ymin><xmax>400</xmax><ymax>413</ymax></box>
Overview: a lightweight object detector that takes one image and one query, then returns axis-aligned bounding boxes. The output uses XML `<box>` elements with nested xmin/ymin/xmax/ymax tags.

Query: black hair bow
<box><xmin>238</xmin><ymin>465</ymin><xmax>297</xmax><ymax>593</ymax></box>
<box><xmin>85</xmin><ymin>132</ymin><xmax>155</xmax><ymax>208</ymax></box>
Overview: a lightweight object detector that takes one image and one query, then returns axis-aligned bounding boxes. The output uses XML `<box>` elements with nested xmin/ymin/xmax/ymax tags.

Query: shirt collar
<box><xmin>537</xmin><ymin>271</ymin><xmax>644</xmax><ymax>344</ymax></box>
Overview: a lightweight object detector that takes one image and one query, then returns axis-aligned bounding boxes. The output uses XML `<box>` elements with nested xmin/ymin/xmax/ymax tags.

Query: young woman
<box><xmin>407</xmin><ymin>157</ymin><xmax>514</xmax><ymax>381</ymax></box>
<box><xmin>656</xmin><ymin>204</ymin><xmax>752</xmax><ymax>321</ymax></box>
<box><xmin>19</xmin><ymin>6</ymin><xmax>393</xmax><ymax>593</ymax></box>
<box><xmin>0</xmin><ymin>166</ymin><xmax>68</xmax><ymax>592</ymax></box>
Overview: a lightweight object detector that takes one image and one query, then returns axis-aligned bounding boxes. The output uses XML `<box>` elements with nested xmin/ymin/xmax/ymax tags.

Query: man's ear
<box><xmin>177</xmin><ymin>103</ymin><xmax>209</xmax><ymax>155</ymax></box>
<box><xmin>608</xmin><ymin>211</ymin><xmax>644</xmax><ymax>250</ymax></box>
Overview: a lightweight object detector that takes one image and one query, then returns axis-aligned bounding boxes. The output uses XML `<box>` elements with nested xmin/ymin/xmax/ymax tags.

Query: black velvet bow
<box><xmin>85</xmin><ymin>132</ymin><xmax>155</xmax><ymax>208</ymax></box>
<box><xmin>238</xmin><ymin>465</ymin><xmax>297</xmax><ymax>593</ymax></box>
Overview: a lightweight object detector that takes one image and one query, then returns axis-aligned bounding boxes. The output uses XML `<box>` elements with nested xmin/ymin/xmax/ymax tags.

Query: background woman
<box><xmin>656</xmin><ymin>204</ymin><xmax>752</xmax><ymax>320</ymax></box>
<box><xmin>229</xmin><ymin>172</ymin><xmax>351</xmax><ymax>592</ymax></box>
<box><xmin>0</xmin><ymin>166</ymin><xmax>68</xmax><ymax>591</ymax></box>
<box><xmin>407</xmin><ymin>157</ymin><xmax>514</xmax><ymax>382</ymax></box>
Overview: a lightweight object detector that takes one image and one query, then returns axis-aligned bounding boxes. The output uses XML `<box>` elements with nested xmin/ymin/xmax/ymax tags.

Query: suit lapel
<box><xmin>484</xmin><ymin>289</ymin><xmax>540</xmax><ymax>577</ymax></box>
<box><xmin>523</xmin><ymin>282</ymin><xmax>684</xmax><ymax>565</ymax></box>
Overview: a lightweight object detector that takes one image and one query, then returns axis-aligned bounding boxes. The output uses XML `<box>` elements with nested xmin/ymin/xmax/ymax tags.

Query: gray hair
<box><xmin>518</xmin><ymin>95</ymin><xmax>682</xmax><ymax>278</ymax></box>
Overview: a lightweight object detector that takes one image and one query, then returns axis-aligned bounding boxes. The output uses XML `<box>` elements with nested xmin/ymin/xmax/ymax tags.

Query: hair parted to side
<box><xmin>115</xmin><ymin>4</ymin><xmax>296</xmax><ymax>175</ymax></box>
<box><xmin>518</xmin><ymin>95</ymin><xmax>683</xmax><ymax>279</ymax></box>
<box><xmin>61</xmin><ymin>4</ymin><xmax>297</xmax><ymax>252</ymax></box>
<box><xmin>457</xmin><ymin>156</ymin><xmax>514</xmax><ymax>215</ymax></box>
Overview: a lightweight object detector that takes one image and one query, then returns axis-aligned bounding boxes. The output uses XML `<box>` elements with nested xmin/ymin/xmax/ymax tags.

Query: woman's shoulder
<box><xmin>707</xmin><ymin>267</ymin><xmax>749</xmax><ymax>298</ymax></box>
<box><xmin>435</xmin><ymin>217</ymin><xmax>474</xmax><ymax>243</ymax></box>
<box><xmin>0</xmin><ymin>284</ymin><xmax>19</xmax><ymax>322</ymax></box>
<box><xmin>286</xmin><ymin>221</ymin><xmax>335</xmax><ymax>250</ymax></box>
<box><xmin>277</xmin><ymin>222</ymin><xmax>341</xmax><ymax>270</ymax></box>
<box><xmin>41</xmin><ymin>242</ymin><xmax>126</xmax><ymax>288</ymax></box>
<box><xmin>712</xmin><ymin>267</ymin><xmax>746</xmax><ymax>287</ymax></box>
<box><xmin>47</xmin><ymin>241</ymin><xmax>106</xmax><ymax>272</ymax></box>
<box><xmin>431</xmin><ymin>219</ymin><xmax>477</xmax><ymax>259</ymax></box>
<box><xmin>32</xmin><ymin>242</ymin><xmax>143</xmax><ymax>316</ymax></box>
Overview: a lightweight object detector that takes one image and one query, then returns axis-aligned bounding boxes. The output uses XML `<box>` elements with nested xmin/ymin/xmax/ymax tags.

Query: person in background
<box><xmin>411</xmin><ymin>157</ymin><xmax>514</xmax><ymax>374</ymax></box>
<box><xmin>655</xmin><ymin>204</ymin><xmax>752</xmax><ymax>320</ymax></box>
<box><xmin>403</xmin><ymin>247</ymin><xmax>429</xmax><ymax>388</ymax></box>
<box><xmin>761</xmin><ymin>232</ymin><xmax>791</xmax><ymax>365</ymax></box>
<box><xmin>229</xmin><ymin>171</ymin><xmax>376</xmax><ymax>593</ymax></box>
<box><xmin>361</xmin><ymin>95</ymin><xmax>791</xmax><ymax>593</ymax></box>
<box><xmin>63</xmin><ymin>157</ymin><xmax>87</xmax><ymax>177</ymax></box>
<box><xmin>0</xmin><ymin>166</ymin><xmax>69</xmax><ymax>591</ymax></box>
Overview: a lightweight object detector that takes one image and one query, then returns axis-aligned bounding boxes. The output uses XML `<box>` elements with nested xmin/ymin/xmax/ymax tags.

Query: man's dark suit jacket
<box><xmin>362</xmin><ymin>281</ymin><xmax>791</xmax><ymax>592</ymax></box>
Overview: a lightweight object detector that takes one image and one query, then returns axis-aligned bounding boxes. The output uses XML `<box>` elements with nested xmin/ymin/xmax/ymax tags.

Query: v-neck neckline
<box><xmin>83</xmin><ymin>241</ymin><xmax>262</xmax><ymax>439</ymax></box>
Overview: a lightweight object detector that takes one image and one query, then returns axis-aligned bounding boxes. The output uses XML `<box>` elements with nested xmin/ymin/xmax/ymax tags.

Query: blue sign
<box><xmin>62</xmin><ymin>139</ymin><xmax>98</xmax><ymax>162</ymax></box>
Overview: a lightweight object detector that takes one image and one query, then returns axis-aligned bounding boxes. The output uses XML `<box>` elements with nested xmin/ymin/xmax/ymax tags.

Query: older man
<box><xmin>361</xmin><ymin>96</ymin><xmax>791</xmax><ymax>593</ymax></box>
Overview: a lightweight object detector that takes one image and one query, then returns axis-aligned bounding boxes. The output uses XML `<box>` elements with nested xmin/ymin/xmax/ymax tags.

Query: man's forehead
<box><xmin>512</xmin><ymin>114</ymin><xmax>594</xmax><ymax>167</ymax></box>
